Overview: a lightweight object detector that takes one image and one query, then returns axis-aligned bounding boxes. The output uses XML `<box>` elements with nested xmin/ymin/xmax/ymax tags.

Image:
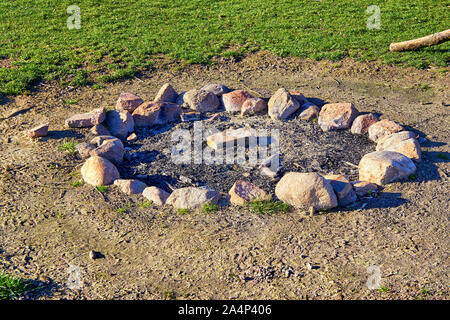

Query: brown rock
<box><xmin>89</xmin><ymin>136</ymin><xmax>124</xmax><ymax>164</ymax></box>
<box><xmin>113</xmin><ymin>179</ymin><xmax>147</xmax><ymax>195</ymax></box>
<box><xmin>183</xmin><ymin>89</ymin><xmax>220</xmax><ymax>112</ymax></box>
<box><xmin>289</xmin><ymin>91</ymin><xmax>308</xmax><ymax>105</ymax></box>
<box><xmin>228</xmin><ymin>180</ymin><xmax>270</xmax><ymax>205</ymax></box>
<box><xmin>324</xmin><ymin>174</ymin><xmax>357</xmax><ymax>206</ymax></box>
<box><xmin>299</xmin><ymin>103</ymin><xmax>320</xmax><ymax>120</ymax></box>
<box><xmin>358</xmin><ymin>151</ymin><xmax>416</xmax><ymax>185</ymax></box>
<box><xmin>90</xmin><ymin>135</ymin><xmax>119</xmax><ymax>146</ymax></box>
<box><xmin>352</xmin><ymin>181</ymin><xmax>378</xmax><ymax>197</ymax></box>
<box><xmin>166</xmin><ymin>187</ymin><xmax>220</xmax><ymax>209</ymax></box>
<box><xmin>376</xmin><ymin>131</ymin><xmax>421</xmax><ymax>161</ymax></box>
<box><xmin>260</xmin><ymin>167</ymin><xmax>278</xmax><ymax>180</ymax></box>
<box><xmin>241</xmin><ymin>98</ymin><xmax>267</xmax><ymax>115</ymax></box>
<box><xmin>368</xmin><ymin>119</ymin><xmax>403</xmax><ymax>142</ymax></box>
<box><xmin>105</xmin><ymin>109</ymin><xmax>134</xmax><ymax>139</ymax></box>
<box><xmin>80</xmin><ymin>156</ymin><xmax>120</xmax><ymax>186</ymax></box>
<box><xmin>142</xmin><ymin>186</ymin><xmax>170</xmax><ymax>205</ymax></box>
<box><xmin>376</xmin><ymin>131</ymin><xmax>415</xmax><ymax>147</ymax></box>
<box><xmin>116</xmin><ymin>93</ymin><xmax>143</xmax><ymax>113</ymax></box>
<box><xmin>90</xmin><ymin>124</ymin><xmax>111</xmax><ymax>136</ymax></box>
<box><xmin>175</xmin><ymin>91</ymin><xmax>187</xmax><ymax>107</ymax></box>
<box><xmin>126</xmin><ymin>133</ymin><xmax>137</xmax><ymax>142</ymax></box>
<box><xmin>268</xmin><ymin>88</ymin><xmax>300</xmax><ymax>120</ymax></box>
<box><xmin>206</xmin><ymin>128</ymin><xmax>255</xmax><ymax>150</ymax></box>
<box><xmin>154</xmin><ymin>83</ymin><xmax>178</xmax><ymax>103</ymax></box>
<box><xmin>351</xmin><ymin>113</ymin><xmax>378</xmax><ymax>134</ymax></box>
<box><xmin>275</xmin><ymin>172</ymin><xmax>338</xmax><ymax>210</ymax></box>
<box><xmin>132</xmin><ymin>102</ymin><xmax>181</xmax><ymax>127</ymax></box>
<box><xmin>222</xmin><ymin>90</ymin><xmax>253</xmax><ymax>113</ymax></box>
<box><xmin>27</xmin><ymin>123</ymin><xmax>49</xmax><ymax>138</ymax></box>
<box><xmin>318</xmin><ymin>103</ymin><xmax>359</xmax><ymax>131</ymax></box>
<box><xmin>76</xmin><ymin>142</ymin><xmax>96</xmax><ymax>159</ymax></box>
<box><xmin>65</xmin><ymin>107</ymin><xmax>106</xmax><ymax>128</ymax></box>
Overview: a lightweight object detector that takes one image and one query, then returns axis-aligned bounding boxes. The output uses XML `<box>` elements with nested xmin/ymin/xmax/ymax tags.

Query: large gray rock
<box><xmin>105</xmin><ymin>109</ymin><xmax>134</xmax><ymax>139</ymax></box>
<box><xmin>183</xmin><ymin>89</ymin><xmax>220</xmax><ymax>112</ymax></box>
<box><xmin>318</xmin><ymin>103</ymin><xmax>359</xmax><ymax>131</ymax></box>
<box><xmin>268</xmin><ymin>88</ymin><xmax>300</xmax><ymax>120</ymax></box>
<box><xmin>358</xmin><ymin>151</ymin><xmax>416</xmax><ymax>185</ymax></box>
<box><xmin>81</xmin><ymin>156</ymin><xmax>120</xmax><ymax>186</ymax></box>
<box><xmin>166</xmin><ymin>187</ymin><xmax>220</xmax><ymax>209</ymax></box>
<box><xmin>275</xmin><ymin>172</ymin><xmax>338</xmax><ymax>210</ymax></box>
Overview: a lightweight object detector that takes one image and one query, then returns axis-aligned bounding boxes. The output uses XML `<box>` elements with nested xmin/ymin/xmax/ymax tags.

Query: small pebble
<box><xmin>89</xmin><ymin>250</ymin><xmax>99</xmax><ymax>260</ymax></box>
<box><xmin>127</xmin><ymin>133</ymin><xmax>137</xmax><ymax>142</ymax></box>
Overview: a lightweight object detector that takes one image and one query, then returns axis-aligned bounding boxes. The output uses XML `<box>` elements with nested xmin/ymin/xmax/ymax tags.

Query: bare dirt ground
<box><xmin>0</xmin><ymin>52</ymin><xmax>449</xmax><ymax>300</ymax></box>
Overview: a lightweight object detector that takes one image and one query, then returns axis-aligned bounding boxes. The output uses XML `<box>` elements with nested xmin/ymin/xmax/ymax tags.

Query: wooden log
<box><xmin>389</xmin><ymin>29</ymin><xmax>450</xmax><ymax>52</ymax></box>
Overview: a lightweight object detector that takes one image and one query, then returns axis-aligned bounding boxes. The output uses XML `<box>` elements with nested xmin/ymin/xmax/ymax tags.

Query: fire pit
<box><xmin>60</xmin><ymin>83</ymin><xmax>421</xmax><ymax>212</ymax></box>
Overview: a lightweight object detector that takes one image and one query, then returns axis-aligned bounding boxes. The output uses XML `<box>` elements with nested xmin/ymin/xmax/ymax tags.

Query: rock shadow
<box><xmin>40</xmin><ymin>129</ymin><xmax>85</xmax><ymax>141</ymax></box>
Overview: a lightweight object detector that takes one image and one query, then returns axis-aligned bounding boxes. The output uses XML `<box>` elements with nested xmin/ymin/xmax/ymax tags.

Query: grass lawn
<box><xmin>0</xmin><ymin>0</ymin><xmax>448</xmax><ymax>95</ymax></box>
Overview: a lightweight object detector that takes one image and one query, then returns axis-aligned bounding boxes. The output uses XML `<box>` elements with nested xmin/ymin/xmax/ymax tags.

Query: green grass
<box><xmin>177</xmin><ymin>208</ymin><xmax>191</xmax><ymax>215</ymax></box>
<box><xmin>246</xmin><ymin>199</ymin><xmax>291</xmax><ymax>215</ymax></box>
<box><xmin>420</xmin><ymin>288</ymin><xmax>430</xmax><ymax>295</ymax></box>
<box><xmin>377</xmin><ymin>286</ymin><xmax>390</xmax><ymax>293</ymax></box>
<box><xmin>63</xmin><ymin>99</ymin><xmax>78</xmax><ymax>105</ymax></box>
<box><xmin>96</xmin><ymin>185</ymin><xmax>109</xmax><ymax>193</ymax></box>
<box><xmin>0</xmin><ymin>272</ymin><xmax>32</xmax><ymax>300</ymax></box>
<box><xmin>116</xmin><ymin>207</ymin><xmax>127</xmax><ymax>214</ymax></box>
<box><xmin>202</xmin><ymin>202</ymin><xmax>219</xmax><ymax>213</ymax></box>
<box><xmin>419</xmin><ymin>83</ymin><xmax>432</xmax><ymax>91</ymax></box>
<box><xmin>0</xmin><ymin>1</ymin><xmax>448</xmax><ymax>95</ymax></box>
<box><xmin>163</xmin><ymin>290</ymin><xmax>176</xmax><ymax>300</ymax></box>
<box><xmin>117</xmin><ymin>202</ymin><xmax>134</xmax><ymax>213</ymax></box>
<box><xmin>59</xmin><ymin>139</ymin><xmax>77</xmax><ymax>156</ymax></box>
<box><xmin>138</xmin><ymin>200</ymin><xmax>153</xmax><ymax>209</ymax></box>
<box><xmin>71</xmin><ymin>180</ymin><xmax>83</xmax><ymax>187</ymax></box>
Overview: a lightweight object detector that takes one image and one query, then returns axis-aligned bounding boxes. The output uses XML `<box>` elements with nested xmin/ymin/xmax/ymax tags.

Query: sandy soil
<box><xmin>0</xmin><ymin>52</ymin><xmax>449</xmax><ymax>300</ymax></box>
